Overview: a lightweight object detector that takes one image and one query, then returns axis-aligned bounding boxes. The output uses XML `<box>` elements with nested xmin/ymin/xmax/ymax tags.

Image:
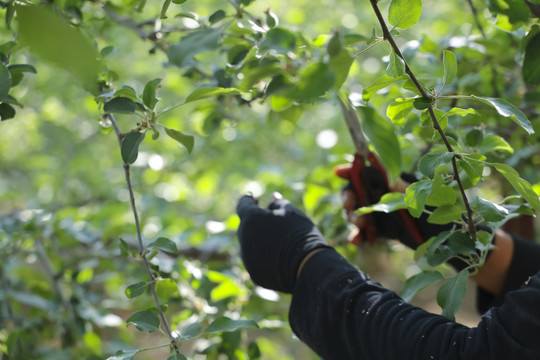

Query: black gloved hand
<box><xmin>236</xmin><ymin>194</ymin><xmax>330</xmax><ymax>293</ymax></box>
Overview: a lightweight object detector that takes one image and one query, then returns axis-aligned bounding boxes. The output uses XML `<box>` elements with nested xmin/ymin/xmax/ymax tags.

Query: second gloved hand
<box><xmin>236</xmin><ymin>194</ymin><xmax>330</xmax><ymax>293</ymax></box>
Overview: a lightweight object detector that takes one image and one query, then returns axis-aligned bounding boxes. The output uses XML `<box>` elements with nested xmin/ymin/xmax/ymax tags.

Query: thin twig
<box><xmin>227</xmin><ymin>0</ymin><xmax>261</xmax><ymax>25</ymax></box>
<box><xmin>108</xmin><ymin>114</ymin><xmax>180</xmax><ymax>353</ymax></box>
<box><xmin>465</xmin><ymin>0</ymin><xmax>486</xmax><ymax>37</ymax></box>
<box><xmin>368</xmin><ymin>0</ymin><xmax>477</xmax><ymax>241</ymax></box>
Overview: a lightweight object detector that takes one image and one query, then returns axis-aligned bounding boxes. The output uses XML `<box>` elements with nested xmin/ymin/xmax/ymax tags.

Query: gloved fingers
<box><xmin>334</xmin><ymin>163</ymin><xmax>353</xmax><ymax>180</ymax></box>
<box><xmin>237</xmin><ymin>195</ymin><xmax>266</xmax><ymax>220</ymax></box>
<box><xmin>268</xmin><ymin>193</ymin><xmax>312</xmax><ymax>221</ymax></box>
<box><xmin>342</xmin><ymin>188</ymin><xmax>359</xmax><ymax>212</ymax></box>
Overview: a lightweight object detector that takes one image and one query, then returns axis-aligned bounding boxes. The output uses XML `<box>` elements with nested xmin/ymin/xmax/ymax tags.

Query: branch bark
<box><xmin>368</xmin><ymin>0</ymin><xmax>477</xmax><ymax>242</ymax></box>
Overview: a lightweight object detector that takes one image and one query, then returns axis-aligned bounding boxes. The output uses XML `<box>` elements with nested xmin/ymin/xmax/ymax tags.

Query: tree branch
<box><xmin>108</xmin><ymin>114</ymin><xmax>180</xmax><ymax>353</ymax></box>
<box><xmin>368</xmin><ymin>0</ymin><xmax>477</xmax><ymax>242</ymax></box>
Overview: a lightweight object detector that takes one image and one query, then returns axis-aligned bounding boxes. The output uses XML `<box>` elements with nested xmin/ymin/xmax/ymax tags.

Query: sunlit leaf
<box><xmin>185</xmin><ymin>87</ymin><xmax>242</xmax><ymax>104</ymax></box>
<box><xmin>427</xmin><ymin>204</ymin><xmax>462</xmax><ymax>224</ymax></box>
<box><xmin>289</xmin><ymin>62</ymin><xmax>335</xmax><ymax>101</ymax></box>
<box><xmin>147</xmin><ymin>237</ymin><xmax>179</xmax><ymax>254</ymax></box>
<box><xmin>405</xmin><ymin>180</ymin><xmax>432</xmax><ymax>218</ymax></box>
<box><xmin>362</xmin><ymin>74</ymin><xmax>408</xmax><ymax>103</ymax></box>
<box><xmin>388</xmin><ymin>0</ymin><xmax>423</xmax><ymax>30</ymax></box>
<box><xmin>426</xmin><ymin>184</ymin><xmax>456</xmax><ymax>207</ymax></box>
<box><xmin>386</xmin><ymin>50</ymin><xmax>405</xmax><ymax>78</ymax></box>
<box><xmin>386</xmin><ymin>98</ymin><xmax>414</xmax><ymax>124</ymax></box>
<box><xmin>142</xmin><ymin>78</ymin><xmax>162</xmax><ymax>110</ymax></box>
<box><xmin>165</xmin><ymin>127</ymin><xmax>194</xmax><ymax>154</ymax></box>
<box><xmin>356</xmin><ymin>192</ymin><xmax>406</xmax><ymax>214</ymax></box>
<box><xmin>156</xmin><ymin>279</ymin><xmax>179</xmax><ymax>303</ymax></box>
<box><xmin>470</xmin><ymin>95</ymin><xmax>534</xmax><ymax>135</ymax></box>
<box><xmin>106</xmin><ymin>349</ymin><xmax>139</xmax><ymax>360</ymax></box>
<box><xmin>492</xmin><ymin>163</ymin><xmax>540</xmax><ymax>211</ymax></box>
<box><xmin>480</xmin><ymin>135</ymin><xmax>514</xmax><ymax>154</ymax></box>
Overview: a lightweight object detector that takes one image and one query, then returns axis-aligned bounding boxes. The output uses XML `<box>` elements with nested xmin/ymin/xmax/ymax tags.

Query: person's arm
<box><xmin>290</xmin><ymin>248</ymin><xmax>540</xmax><ymax>360</ymax></box>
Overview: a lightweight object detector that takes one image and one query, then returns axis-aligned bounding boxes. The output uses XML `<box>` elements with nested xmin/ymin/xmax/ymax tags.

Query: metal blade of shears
<box><xmin>337</xmin><ymin>96</ymin><xmax>369</xmax><ymax>158</ymax></box>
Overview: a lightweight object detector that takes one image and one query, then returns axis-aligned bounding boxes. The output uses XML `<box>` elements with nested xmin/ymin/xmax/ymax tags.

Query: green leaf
<box><xmin>209</xmin><ymin>9</ymin><xmax>226</xmax><ymax>24</ymax></box>
<box><xmin>400</xmin><ymin>271</ymin><xmax>443</xmax><ymax>302</ymax></box>
<box><xmin>362</xmin><ymin>74</ymin><xmax>408</xmax><ymax>103</ymax></box>
<box><xmin>427</xmin><ymin>204</ymin><xmax>462</xmax><ymax>225</ymax></box>
<box><xmin>388</xmin><ymin>0</ymin><xmax>423</xmax><ymax>30</ymax></box>
<box><xmin>204</xmin><ymin>317</ymin><xmax>258</xmax><ymax>334</ymax></box>
<box><xmin>404</xmin><ymin>180</ymin><xmax>432</xmax><ymax>218</ymax></box>
<box><xmin>121</xmin><ymin>132</ymin><xmax>146</xmax><ymax>164</ymax></box>
<box><xmin>147</xmin><ymin>237</ymin><xmax>179</xmax><ymax>254</ymax></box>
<box><xmin>168</xmin><ymin>28</ymin><xmax>220</xmax><ymax>68</ymax></box>
<box><xmin>125</xmin><ymin>282</ymin><xmax>148</xmax><ymax>299</ymax></box>
<box><xmin>470</xmin><ymin>95</ymin><xmax>534</xmax><ymax>135</ymax></box>
<box><xmin>418</xmin><ymin>152</ymin><xmax>454</xmax><ymax>178</ymax></box>
<box><xmin>457</xmin><ymin>158</ymin><xmax>483</xmax><ymax>188</ymax></box>
<box><xmin>442</xmin><ymin>50</ymin><xmax>457</xmax><ymax>86</ymax></box>
<box><xmin>289</xmin><ymin>62</ymin><xmax>335</xmax><ymax>101</ymax></box>
<box><xmin>480</xmin><ymin>134</ymin><xmax>514</xmax><ymax>154</ymax></box>
<box><xmin>0</xmin><ymin>63</ymin><xmax>12</xmax><ymax>99</ymax></box>
<box><xmin>167</xmin><ymin>355</ymin><xmax>187</xmax><ymax>360</ymax></box>
<box><xmin>387</xmin><ymin>98</ymin><xmax>414</xmax><ymax>124</ymax></box>
<box><xmin>492</xmin><ymin>163</ymin><xmax>540</xmax><ymax>211</ymax></box>
<box><xmin>328</xmin><ymin>49</ymin><xmax>354</xmax><ymax>90</ymax></box>
<box><xmin>180</xmin><ymin>322</ymin><xmax>203</xmax><ymax>340</ymax></box>
<box><xmin>160</xmin><ymin>0</ymin><xmax>172</xmax><ymax>19</ymax></box>
<box><xmin>115</xmin><ymin>86</ymin><xmax>138</xmax><ymax>100</ymax></box>
<box><xmin>426</xmin><ymin>184</ymin><xmax>456</xmax><ymax>207</ymax></box>
<box><xmin>8</xmin><ymin>64</ymin><xmax>36</xmax><ymax>88</ymax></box>
<box><xmin>104</xmin><ymin>97</ymin><xmax>136</xmax><ymax>114</ymax></box>
<box><xmin>386</xmin><ymin>50</ymin><xmax>405</xmax><ymax>78</ymax></box>
<box><xmin>155</xmin><ymin>278</ymin><xmax>179</xmax><ymax>303</ymax></box>
<box><xmin>126</xmin><ymin>310</ymin><xmax>160</xmax><ymax>332</ymax></box>
<box><xmin>16</xmin><ymin>4</ymin><xmax>101</xmax><ymax>94</ymax></box>
<box><xmin>142</xmin><ymin>78</ymin><xmax>162</xmax><ymax>110</ymax></box>
<box><xmin>523</xmin><ymin>33</ymin><xmax>540</xmax><ymax>85</ymax></box>
<box><xmin>0</xmin><ymin>103</ymin><xmax>16</xmax><ymax>121</ymax></box>
<box><xmin>437</xmin><ymin>270</ymin><xmax>468</xmax><ymax>321</ymax></box>
<box><xmin>106</xmin><ymin>349</ymin><xmax>140</xmax><ymax>360</ymax></box>
<box><xmin>356</xmin><ymin>106</ymin><xmax>401</xmax><ymax>182</ymax></box>
<box><xmin>185</xmin><ymin>87</ymin><xmax>242</xmax><ymax>104</ymax></box>
<box><xmin>413</xmin><ymin>96</ymin><xmax>432</xmax><ymax>110</ymax></box>
<box><xmin>356</xmin><ymin>193</ymin><xmax>406</xmax><ymax>215</ymax></box>
<box><xmin>164</xmin><ymin>127</ymin><xmax>195</xmax><ymax>154</ymax></box>
<box><xmin>259</xmin><ymin>28</ymin><xmax>296</xmax><ymax>55</ymax></box>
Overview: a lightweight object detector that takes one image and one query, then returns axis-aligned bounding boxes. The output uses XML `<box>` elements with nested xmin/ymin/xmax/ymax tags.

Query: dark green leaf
<box><xmin>356</xmin><ymin>106</ymin><xmax>401</xmax><ymax>182</ymax></box>
<box><xmin>165</xmin><ymin>127</ymin><xmax>194</xmax><ymax>153</ymax></box>
<box><xmin>0</xmin><ymin>103</ymin><xmax>15</xmax><ymax>121</ymax></box>
<box><xmin>400</xmin><ymin>271</ymin><xmax>443</xmax><ymax>302</ymax></box>
<box><xmin>457</xmin><ymin>158</ymin><xmax>483</xmax><ymax>188</ymax></box>
<box><xmin>185</xmin><ymin>87</ymin><xmax>242</xmax><ymax>104</ymax></box>
<box><xmin>447</xmin><ymin>232</ymin><xmax>476</xmax><ymax>255</ymax></box>
<box><xmin>126</xmin><ymin>310</ymin><xmax>160</xmax><ymax>332</ymax></box>
<box><xmin>488</xmin><ymin>0</ymin><xmax>530</xmax><ymax>24</ymax></box>
<box><xmin>418</xmin><ymin>152</ymin><xmax>454</xmax><ymax>178</ymax></box>
<box><xmin>328</xmin><ymin>48</ymin><xmax>353</xmax><ymax>90</ymax></box>
<box><xmin>115</xmin><ymin>87</ymin><xmax>138</xmax><ymax>100</ymax></box>
<box><xmin>180</xmin><ymin>322</ymin><xmax>203</xmax><ymax>340</ymax></box>
<box><xmin>204</xmin><ymin>317</ymin><xmax>258</xmax><ymax>334</ymax></box>
<box><xmin>147</xmin><ymin>237</ymin><xmax>179</xmax><ymax>254</ymax></box>
<box><xmin>248</xmin><ymin>341</ymin><xmax>261</xmax><ymax>359</ymax></box>
<box><xmin>427</xmin><ymin>204</ymin><xmax>462</xmax><ymax>225</ymax></box>
<box><xmin>209</xmin><ymin>9</ymin><xmax>226</xmax><ymax>24</ymax></box>
<box><xmin>288</xmin><ymin>62</ymin><xmax>335</xmax><ymax>101</ymax></box>
<box><xmin>168</xmin><ymin>28</ymin><xmax>220</xmax><ymax>68</ymax></box>
<box><xmin>106</xmin><ymin>349</ymin><xmax>139</xmax><ymax>360</ymax></box>
<box><xmin>437</xmin><ymin>270</ymin><xmax>468</xmax><ymax>321</ymax></box>
<box><xmin>160</xmin><ymin>0</ymin><xmax>172</xmax><ymax>19</ymax></box>
<box><xmin>167</xmin><ymin>355</ymin><xmax>187</xmax><ymax>360</ymax></box>
<box><xmin>125</xmin><ymin>282</ymin><xmax>148</xmax><ymax>299</ymax></box>
<box><xmin>521</xmin><ymin>33</ymin><xmax>540</xmax><ymax>85</ymax></box>
<box><xmin>172</xmin><ymin>0</ymin><xmax>188</xmax><ymax>3</ymax></box>
<box><xmin>265</xmin><ymin>10</ymin><xmax>279</xmax><ymax>28</ymax></box>
<box><xmin>470</xmin><ymin>96</ymin><xmax>534</xmax><ymax>135</ymax></box>
<box><xmin>492</xmin><ymin>163</ymin><xmax>540</xmax><ymax>211</ymax></box>
<box><xmin>413</xmin><ymin>96</ymin><xmax>432</xmax><ymax>110</ymax></box>
<box><xmin>442</xmin><ymin>50</ymin><xmax>457</xmax><ymax>86</ymax></box>
<box><xmin>8</xmin><ymin>64</ymin><xmax>36</xmax><ymax>88</ymax></box>
<box><xmin>362</xmin><ymin>74</ymin><xmax>408</xmax><ymax>103</ymax></box>
<box><xmin>259</xmin><ymin>28</ymin><xmax>296</xmax><ymax>55</ymax></box>
<box><xmin>104</xmin><ymin>97</ymin><xmax>136</xmax><ymax>114</ymax></box>
<box><xmin>405</xmin><ymin>180</ymin><xmax>432</xmax><ymax>217</ymax></box>
<box><xmin>386</xmin><ymin>50</ymin><xmax>405</xmax><ymax>78</ymax></box>
<box><xmin>121</xmin><ymin>132</ymin><xmax>146</xmax><ymax>164</ymax></box>
<box><xmin>464</xmin><ymin>129</ymin><xmax>483</xmax><ymax>147</ymax></box>
<box><xmin>388</xmin><ymin>0</ymin><xmax>423</xmax><ymax>29</ymax></box>
<box><xmin>0</xmin><ymin>63</ymin><xmax>11</xmax><ymax>99</ymax></box>
<box><xmin>142</xmin><ymin>78</ymin><xmax>162</xmax><ymax>110</ymax></box>
<box><xmin>16</xmin><ymin>4</ymin><xmax>101</xmax><ymax>94</ymax></box>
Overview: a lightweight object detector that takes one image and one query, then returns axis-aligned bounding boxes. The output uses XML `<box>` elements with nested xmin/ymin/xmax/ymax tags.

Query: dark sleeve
<box><xmin>289</xmin><ymin>249</ymin><xmax>540</xmax><ymax>360</ymax></box>
<box><xmin>477</xmin><ymin>235</ymin><xmax>540</xmax><ymax>313</ymax></box>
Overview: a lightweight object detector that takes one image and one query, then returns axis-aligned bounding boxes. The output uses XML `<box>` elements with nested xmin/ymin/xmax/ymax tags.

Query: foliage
<box><xmin>0</xmin><ymin>0</ymin><xmax>539</xmax><ymax>358</ymax></box>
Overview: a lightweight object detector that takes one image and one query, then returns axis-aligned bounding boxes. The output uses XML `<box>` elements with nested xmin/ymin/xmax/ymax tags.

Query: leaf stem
<box><xmin>227</xmin><ymin>0</ymin><xmax>261</xmax><ymax>25</ymax></box>
<box><xmin>108</xmin><ymin>114</ymin><xmax>181</xmax><ymax>354</ymax></box>
<box><xmin>368</xmin><ymin>0</ymin><xmax>477</xmax><ymax>242</ymax></box>
<box><xmin>353</xmin><ymin>38</ymin><xmax>385</xmax><ymax>57</ymax></box>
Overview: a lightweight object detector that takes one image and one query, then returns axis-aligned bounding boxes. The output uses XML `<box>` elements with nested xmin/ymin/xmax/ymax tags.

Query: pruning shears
<box><xmin>335</xmin><ymin>95</ymin><xmax>424</xmax><ymax>246</ymax></box>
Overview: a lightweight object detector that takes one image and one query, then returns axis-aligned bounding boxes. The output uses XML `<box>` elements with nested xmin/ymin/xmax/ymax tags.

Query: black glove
<box><xmin>236</xmin><ymin>195</ymin><xmax>330</xmax><ymax>293</ymax></box>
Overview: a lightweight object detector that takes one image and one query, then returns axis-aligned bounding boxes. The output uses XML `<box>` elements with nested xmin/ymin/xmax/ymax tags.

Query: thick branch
<box><xmin>108</xmin><ymin>114</ymin><xmax>180</xmax><ymax>353</ymax></box>
<box><xmin>368</xmin><ymin>0</ymin><xmax>477</xmax><ymax>241</ymax></box>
